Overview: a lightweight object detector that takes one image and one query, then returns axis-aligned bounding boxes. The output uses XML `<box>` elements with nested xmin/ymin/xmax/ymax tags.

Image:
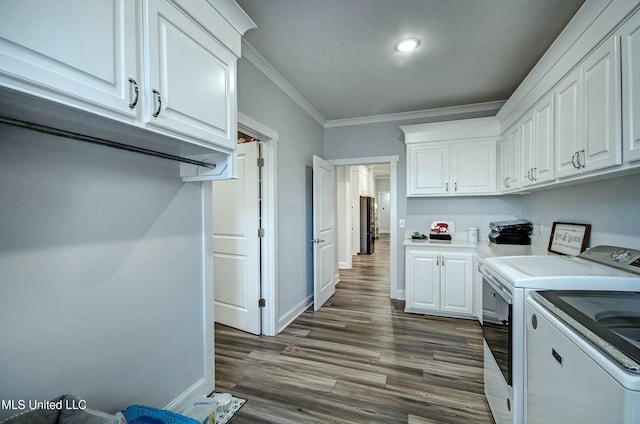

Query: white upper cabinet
<box><xmin>621</xmin><ymin>10</ymin><xmax>640</xmax><ymax>164</ymax></box>
<box><xmin>555</xmin><ymin>67</ymin><xmax>582</xmax><ymax>177</ymax></box>
<box><xmin>406</xmin><ymin>142</ymin><xmax>450</xmax><ymax>195</ymax></box>
<box><xmin>499</xmin><ymin>123</ymin><xmax>521</xmax><ymax>192</ymax></box>
<box><xmin>0</xmin><ymin>0</ymin><xmax>138</xmax><ymax>118</ymax></box>
<box><xmin>452</xmin><ymin>139</ymin><xmax>497</xmax><ymax>194</ymax></box>
<box><xmin>403</xmin><ymin>117</ymin><xmax>499</xmax><ymax>197</ymax></box>
<box><xmin>143</xmin><ymin>0</ymin><xmax>237</xmax><ymax>151</ymax></box>
<box><xmin>521</xmin><ymin>92</ymin><xmax>555</xmax><ymax>187</ymax></box>
<box><xmin>555</xmin><ymin>37</ymin><xmax>622</xmax><ymax>178</ymax></box>
<box><xmin>0</xmin><ymin>0</ymin><xmax>255</xmax><ymax>165</ymax></box>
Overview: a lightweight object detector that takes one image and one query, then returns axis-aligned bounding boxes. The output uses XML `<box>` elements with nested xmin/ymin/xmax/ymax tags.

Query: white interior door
<box><xmin>212</xmin><ymin>142</ymin><xmax>260</xmax><ymax>334</ymax></box>
<box><xmin>378</xmin><ymin>191</ymin><xmax>390</xmax><ymax>233</ymax></box>
<box><xmin>313</xmin><ymin>155</ymin><xmax>338</xmax><ymax>311</ymax></box>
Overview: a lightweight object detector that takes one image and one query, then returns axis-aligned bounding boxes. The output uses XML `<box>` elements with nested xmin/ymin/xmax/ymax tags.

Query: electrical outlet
<box><xmin>399</xmin><ymin>219</ymin><xmax>405</xmax><ymax>228</ymax></box>
<box><xmin>538</xmin><ymin>222</ymin><xmax>544</xmax><ymax>236</ymax></box>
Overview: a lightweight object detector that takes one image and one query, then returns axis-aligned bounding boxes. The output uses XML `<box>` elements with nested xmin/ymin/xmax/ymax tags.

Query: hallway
<box><xmin>215</xmin><ymin>234</ymin><xmax>493</xmax><ymax>423</ymax></box>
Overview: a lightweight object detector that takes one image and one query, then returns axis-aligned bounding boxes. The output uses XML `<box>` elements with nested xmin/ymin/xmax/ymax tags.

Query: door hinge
<box><xmin>258</xmin><ymin>228</ymin><xmax>265</xmax><ymax>238</ymax></box>
<box><xmin>258</xmin><ymin>298</ymin><xmax>266</xmax><ymax>308</ymax></box>
<box><xmin>257</xmin><ymin>157</ymin><xmax>265</xmax><ymax>167</ymax></box>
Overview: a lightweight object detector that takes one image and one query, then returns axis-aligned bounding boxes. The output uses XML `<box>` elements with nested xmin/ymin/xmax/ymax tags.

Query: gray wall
<box><xmin>521</xmin><ymin>173</ymin><xmax>640</xmax><ymax>248</ymax></box>
<box><xmin>237</xmin><ymin>57</ymin><xmax>325</xmax><ymax>326</ymax></box>
<box><xmin>0</xmin><ymin>126</ymin><xmax>207</xmax><ymax>418</ymax></box>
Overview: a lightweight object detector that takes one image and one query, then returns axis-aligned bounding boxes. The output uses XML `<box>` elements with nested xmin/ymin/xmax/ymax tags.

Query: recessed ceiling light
<box><xmin>395</xmin><ymin>38</ymin><xmax>420</xmax><ymax>53</ymax></box>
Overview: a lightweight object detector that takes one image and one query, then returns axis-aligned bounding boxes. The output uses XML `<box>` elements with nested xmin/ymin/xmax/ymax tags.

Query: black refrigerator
<box><xmin>359</xmin><ymin>196</ymin><xmax>375</xmax><ymax>255</ymax></box>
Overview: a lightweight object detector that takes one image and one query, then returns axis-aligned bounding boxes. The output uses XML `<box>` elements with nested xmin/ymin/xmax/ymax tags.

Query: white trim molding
<box><xmin>325</xmin><ymin>101</ymin><xmax>505</xmax><ymax>129</ymax></box>
<box><xmin>329</xmin><ymin>155</ymin><xmax>402</xmax><ymax>300</ymax></box>
<box><xmin>238</xmin><ymin>112</ymin><xmax>279</xmax><ymax>337</ymax></box>
<box><xmin>277</xmin><ymin>295</ymin><xmax>313</xmax><ymax>334</ymax></box>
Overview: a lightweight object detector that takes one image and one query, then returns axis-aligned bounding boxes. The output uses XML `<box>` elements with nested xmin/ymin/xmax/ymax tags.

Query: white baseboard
<box><xmin>164</xmin><ymin>377</ymin><xmax>210</xmax><ymax>412</ymax></box>
<box><xmin>277</xmin><ymin>294</ymin><xmax>313</xmax><ymax>333</ymax></box>
<box><xmin>392</xmin><ymin>289</ymin><xmax>406</xmax><ymax>301</ymax></box>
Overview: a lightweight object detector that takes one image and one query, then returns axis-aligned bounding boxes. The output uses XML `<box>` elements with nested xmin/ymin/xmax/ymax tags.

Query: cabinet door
<box><xmin>507</xmin><ymin>125</ymin><xmax>521</xmax><ymax>190</ymax></box>
<box><xmin>555</xmin><ymin>67</ymin><xmax>582</xmax><ymax>178</ymax></box>
<box><xmin>405</xmin><ymin>249</ymin><xmax>440</xmax><ymax>312</ymax></box>
<box><xmin>533</xmin><ymin>92</ymin><xmax>555</xmax><ymax>183</ymax></box>
<box><xmin>0</xmin><ymin>0</ymin><xmax>137</xmax><ymax>117</ymax></box>
<box><xmin>145</xmin><ymin>0</ymin><xmax>237</xmax><ymax>151</ymax></box>
<box><xmin>499</xmin><ymin>136</ymin><xmax>511</xmax><ymax>191</ymax></box>
<box><xmin>440</xmin><ymin>252</ymin><xmax>473</xmax><ymax>315</ymax></box>
<box><xmin>520</xmin><ymin>109</ymin><xmax>536</xmax><ymax>187</ymax></box>
<box><xmin>582</xmin><ymin>37</ymin><xmax>622</xmax><ymax>172</ymax></box>
<box><xmin>452</xmin><ymin>140</ymin><xmax>497</xmax><ymax>194</ymax></box>
<box><xmin>406</xmin><ymin>143</ymin><xmax>450</xmax><ymax>196</ymax></box>
<box><xmin>621</xmin><ymin>11</ymin><xmax>640</xmax><ymax>163</ymax></box>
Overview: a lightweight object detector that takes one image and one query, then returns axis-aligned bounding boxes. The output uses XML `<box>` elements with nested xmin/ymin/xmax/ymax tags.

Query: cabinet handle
<box><xmin>436</xmin><ymin>255</ymin><xmax>440</xmax><ymax>266</ymax></box>
<box><xmin>128</xmin><ymin>78</ymin><xmax>139</xmax><ymax>109</ymax></box>
<box><xmin>505</xmin><ymin>176</ymin><xmax>511</xmax><ymax>188</ymax></box>
<box><xmin>454</xmin><ymin>182</ymin><xmax>458</xmax><ymax>191</ymax></box>
<box><xmin>527</xmin><ymin>168</ymin><xmax>532</xmax><ymax>181</ymax></box>
<box><xmin>578</xmin><ymin>149</ymin><xmax>586</xmax><ymax>168</ymax></box>
<box><xmin>152</xmin><ymin>89</ymin><xmax>162</xmax><ymax>117</ymax></box>
<box><xmin>532</xmin><ymin>167</ymin><xmax>537</xmax><ymax>181</ymax></box>
<box><xmin>445</xmin><ymin>182</ymin><xmax>449</xmax><ymax>192</ymax></box>
<box><xmin>571</xmin><ymin>152</ymin><xmax>580</xmax><ymax>169</ymax></box>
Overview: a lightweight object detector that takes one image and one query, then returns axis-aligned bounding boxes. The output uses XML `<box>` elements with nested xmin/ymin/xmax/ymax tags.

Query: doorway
<box><xmin>331</xmin><ymin>156</ymin><xmax>399</xmax><ymax>299</ymax></box>
<box><xmin>212</xmin><ymin>113</ymin><xmax>278</xmax><ymax>336</ymax></box>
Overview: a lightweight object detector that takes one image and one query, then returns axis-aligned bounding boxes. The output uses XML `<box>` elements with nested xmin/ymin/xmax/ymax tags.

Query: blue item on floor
<box><xmin>120</xmin><ymin>405</ymin><xmax>199</xmax><ymax>424</ymax></box>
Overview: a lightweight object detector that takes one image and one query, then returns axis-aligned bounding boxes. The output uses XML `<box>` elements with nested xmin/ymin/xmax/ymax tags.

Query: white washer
<box><xmin>480</xmin><ymin>246</ymin><xmax>640</xmax><ymax>424</ymax></box>
<box><xmin>526</xmin><ymin>291</ymin><xmax>640</xmax><ymax>424</ymax></box>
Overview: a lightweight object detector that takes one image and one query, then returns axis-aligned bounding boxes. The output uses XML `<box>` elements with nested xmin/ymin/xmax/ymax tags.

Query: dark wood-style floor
<box><xmin>215</xmin><ymin>234</ymin><xmax>494</xmax><ymax>423</ymax></box>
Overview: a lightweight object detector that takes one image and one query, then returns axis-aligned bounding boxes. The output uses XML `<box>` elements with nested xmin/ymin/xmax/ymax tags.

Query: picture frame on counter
<box><xmin>548</xmin><ymin>222</ymin><xmax>591</xmax><ymax>256</ymax></box>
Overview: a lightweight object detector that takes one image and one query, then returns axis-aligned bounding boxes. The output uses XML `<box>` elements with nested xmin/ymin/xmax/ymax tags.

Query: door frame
<box><xmin>237</xmin><ymin>112</ymin><xmax>278</xmax><ymax>336</ymax></box>
<box><xmin>330</xmin><ymin>156</ymin><xmax>400</xmax><ymax>300</ymax></box>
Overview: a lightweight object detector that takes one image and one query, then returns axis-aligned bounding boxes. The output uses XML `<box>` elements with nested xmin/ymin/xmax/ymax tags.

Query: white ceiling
<box><xmin>236</xmin><ymin>0</ymin><xmax>586</xmax><ymax>123</ymax></box>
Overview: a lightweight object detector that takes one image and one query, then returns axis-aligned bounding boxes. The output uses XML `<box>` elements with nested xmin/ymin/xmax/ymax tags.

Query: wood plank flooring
<box><xmin>215</xmin><ymin>234</ymin><xmax>494</xmax><ymax>423</ymax></box>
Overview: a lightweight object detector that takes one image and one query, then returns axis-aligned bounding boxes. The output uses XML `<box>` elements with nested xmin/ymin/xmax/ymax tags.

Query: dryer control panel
<box><xmin>580</xmin><ymin>246</ymin><xmax>640</xmax><ymax>275</ymax></box>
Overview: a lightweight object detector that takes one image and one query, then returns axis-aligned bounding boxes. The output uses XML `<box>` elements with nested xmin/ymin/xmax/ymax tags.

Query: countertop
<box><xmin>403</xmin><ymin>235</ymin><xmax>550</xmax><ymax>260</ymax></box>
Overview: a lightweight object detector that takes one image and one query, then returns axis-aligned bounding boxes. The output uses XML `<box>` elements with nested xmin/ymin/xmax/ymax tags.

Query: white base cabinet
<box><xmin>405</xmin><ymin>246</ymin><xmax>474</xmax><ymax>317</ymax></box>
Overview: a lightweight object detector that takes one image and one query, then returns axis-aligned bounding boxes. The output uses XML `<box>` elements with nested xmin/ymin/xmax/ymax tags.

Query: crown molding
<box><xmin>323</xmin><ymin>101</ymin><xmax>505</xmax><ymax>128</ymax></box>
<box><xmin>241</xmin><ymin>40</ymin><xmax>327</xmax><ymax>126</ymax></box>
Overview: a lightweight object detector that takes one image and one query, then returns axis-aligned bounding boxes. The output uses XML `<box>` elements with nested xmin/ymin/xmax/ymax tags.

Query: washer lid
<box><xmin>484</xmin><ymin>255</ymin><xmax>640</xmax><ymax>290</ymax></box>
